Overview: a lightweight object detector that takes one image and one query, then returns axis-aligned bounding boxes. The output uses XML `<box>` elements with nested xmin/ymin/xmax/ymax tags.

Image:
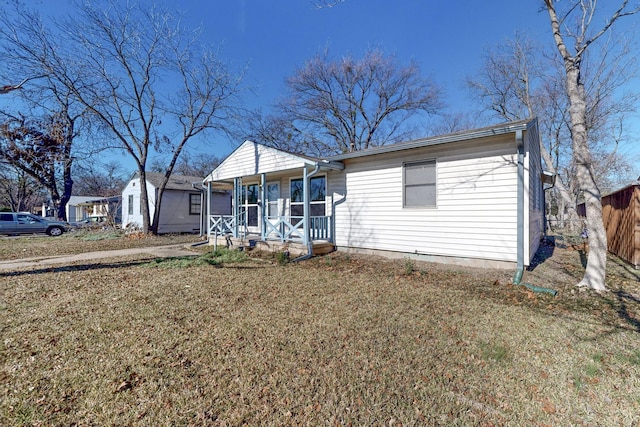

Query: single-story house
<box><xmin>75</xmin><ymin>195</ymin><xmax>122</xmax><ymax>223</ymax></box>
<box><xmin>39</xmin><ymin>196</ymin><xmax>119</xmax><ymax>222</ymax></box>
<box><xmin>122</xmin><ymin>171</ymin><xmax>231</xmax><ymax>234</ymax></box>
<box><xmin>203</xmin><ymin>119</ymin><xmax>548</xmax><ymax>268</ymax></box>
<box><xmin>65</xmin><ymin>196</ymin><xmax>98</xmax><ymax>222</ymax></box>
<box><xmin>578</xmin><ymin>183</ymin><xmax>640</xmax><ymax>269</ymax></box>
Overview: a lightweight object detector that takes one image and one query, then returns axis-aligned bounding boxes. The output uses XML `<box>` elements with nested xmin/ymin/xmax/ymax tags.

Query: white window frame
<box><xmin>403</xmin><ymin>159</ymin><xmax>437</xmax><ymax>208</ymax></box>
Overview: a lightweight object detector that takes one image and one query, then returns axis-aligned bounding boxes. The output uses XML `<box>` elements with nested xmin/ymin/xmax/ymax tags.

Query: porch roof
<box><xmin>204</xmin><ymin>140</ymin><xmax>343</xmax><ymax>183</ymax></box>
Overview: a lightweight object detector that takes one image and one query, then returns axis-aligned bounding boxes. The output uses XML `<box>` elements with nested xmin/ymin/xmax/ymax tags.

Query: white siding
<box><xmin>209</xmin><ymin>141</ymin><xmax>313</xmax><ymax>181</ymax></box>
<box><xmin>334</xmin><ymin>138</ymin><xmax>519</xmax><ymax>263</ymax></box>
<box><xmin>526</xmin><ymin>121</ymin><xmax>544</xmax><ymax>262</ymax></box>
<box><xmin>121</xmin><ymin>177</ymin><xmax>144</xmax><ymax>228</ymax></box>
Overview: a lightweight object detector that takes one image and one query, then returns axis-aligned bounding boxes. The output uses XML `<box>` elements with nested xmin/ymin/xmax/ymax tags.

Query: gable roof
<box><xmin>140</xmin><ymin>172</ymin><xmax>204</xmax><ymax>191</ymax></box>
<box><xmin>206</xmin><ymin>140</ymin><xmax>328</xmax><ymax>182</ymax></box>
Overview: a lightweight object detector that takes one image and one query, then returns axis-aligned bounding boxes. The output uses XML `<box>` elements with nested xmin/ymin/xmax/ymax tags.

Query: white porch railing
<box><xmin>208</xmin><ymin>213</ymin><xmax>248</xmax><ymax>238</ymax></box>
<box><xmin>209</xmin><ymin>214</ymin><xmax>332</xmax><ymax>243</ymax></box>
<box><xmin>264</xmin><ymin>215</ymin><xmax>332</xmax><ymax>242</ymax></box>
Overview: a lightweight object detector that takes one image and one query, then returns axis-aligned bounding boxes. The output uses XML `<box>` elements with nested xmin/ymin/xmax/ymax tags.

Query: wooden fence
<box><xmin>578</xmin><ymin>184</ymin><xmax>639</xmax><ymax>268</ymax></box>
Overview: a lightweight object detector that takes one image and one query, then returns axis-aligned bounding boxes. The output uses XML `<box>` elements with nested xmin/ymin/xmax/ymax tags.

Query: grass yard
<box><xmin>1</xmin><ymin>235</ymin><xmax>639</xmax><ymax>425</ymax></box>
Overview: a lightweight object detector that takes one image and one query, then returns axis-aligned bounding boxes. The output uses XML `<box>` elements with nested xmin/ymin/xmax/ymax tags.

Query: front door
<box><xmin>241</xmin><ymin>184</ymin><xmax>260</xmax><ymax>233</ymax></box>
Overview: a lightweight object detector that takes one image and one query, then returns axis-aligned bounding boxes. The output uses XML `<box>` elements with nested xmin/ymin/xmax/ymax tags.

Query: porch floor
<box><xmin>207</xmin><ymin>233</ymin><xmax>335</xmax><ymax>258</ymax></box>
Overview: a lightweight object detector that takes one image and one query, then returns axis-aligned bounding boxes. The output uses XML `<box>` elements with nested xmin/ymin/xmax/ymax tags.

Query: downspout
<box><xmin>192</xmin><ymin>182</ymin><xmax>207</xmax><ymax>238</ymax></box>
<box><xmin>512</xmin><ymin>130</ymin><xmax>557</xmax><ymax>296</ymax></box>
<box><xmin>513</xmin><ymin>130</ymin><xmax>525</xmax><ymax>285</ymax></box>
<box><xmin>293</xmin><ymin>163</ymin><xmax>321</xmax><ymax>262</ymax></box>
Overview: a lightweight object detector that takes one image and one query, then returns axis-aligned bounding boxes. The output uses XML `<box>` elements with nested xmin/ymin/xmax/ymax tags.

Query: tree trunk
<box><xmin>150</xmin><ymin>190</ymin><xmax>163</xmax><ymax>235</ymax></box>
<box><xmin>566</xmin><ymin>66</ymin><xmax>607</xmax><ymax>291</ymax></box>
<box><xmin>138</xmin><ymin>168</ymin><xmax>151</xmax><ymax>233</ymax></box>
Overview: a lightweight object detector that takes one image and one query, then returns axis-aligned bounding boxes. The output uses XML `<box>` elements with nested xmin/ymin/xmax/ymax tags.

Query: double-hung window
<box><xmin>290</xmin><ymin>176</ymin><xmax>326</xmax><ymax>216</ymax></box>
<box><xmin>403</xmin><ymin>159</ymin><xmax>436</xmax><ymax>207</ymax></box>
<box><xmin>189</xmin><ymin>193</ymin><xmax>201</xmax><ymax>215</ymax></box>
<box><xmin>128</xmin><ymin>194</ymin><xmax>134</xmax><ymax>215</ymax></box>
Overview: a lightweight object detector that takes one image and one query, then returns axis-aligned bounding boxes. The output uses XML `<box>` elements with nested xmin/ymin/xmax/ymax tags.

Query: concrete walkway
<box><xmin>0</xmin><ymin>244</ymin><xmax>201</xmax><ymax>271</ymax></box>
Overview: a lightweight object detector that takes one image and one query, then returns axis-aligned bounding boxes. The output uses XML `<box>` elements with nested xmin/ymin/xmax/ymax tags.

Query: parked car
<box><xmin>0</xmin><ymin>212</ymin><xmax>69</xmax><ymax>236</ymax></box>
<box><xmin>72</xmin><ymin>216</ymin><xmax>108</xmax><ymax>228</ymax></box>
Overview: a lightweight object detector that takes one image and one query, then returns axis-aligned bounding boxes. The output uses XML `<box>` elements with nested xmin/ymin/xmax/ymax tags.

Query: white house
<box><xmin>203</xmin><ymin>119</ymin><xmax>549</xmax><ymax>268</ymax></box>
<box><xmin>122</xmin><ymin>172</ymin><xmax>231</xmax><ymax>234</ymax></box>
<box><xmin>65</xmin><ymin>196</ymin><xmax>98</xmax><ymax>222</ymax></box>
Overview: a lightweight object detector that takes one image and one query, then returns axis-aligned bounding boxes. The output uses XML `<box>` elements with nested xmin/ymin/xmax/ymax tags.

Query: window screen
<box><xmin>404</xmin><ymin>159</ymin><xmax>436</xmax><ymax>207</ymax></box>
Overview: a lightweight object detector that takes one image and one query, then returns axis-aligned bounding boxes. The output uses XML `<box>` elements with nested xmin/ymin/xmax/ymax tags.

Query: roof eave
<box><xmin>325</xmin><ymin>119</ymin><xmax>533</xmax><ymax>162</ymax></box>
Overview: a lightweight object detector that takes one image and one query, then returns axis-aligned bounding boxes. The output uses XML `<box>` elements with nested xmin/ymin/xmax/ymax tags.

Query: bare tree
<box><xmin>150</xmin><ymin>152</ymin><xmax>222</xmax><ymax>178</ymax></box>
<box><xmin>274</xmin><ymin>49</ymin><xmax>443</xmax><ymax>155</ymax></box>
<box><xmin>0</xmin><ymin>0</ymin><xmax>243</xmax><ymax>233</ymax></box>
<box><xmin>72</xmin><ymin>161</ymin><xmax>126</xmax><ymax>197</ymax></box>
<box><xmin>0</xmin><ymin>163</ymin><xmax>42</xmax><ymax>212</ymax></box>
<box><xmin>0</xmin><ymin>110</ymin><xmax>76</xmax><ymax>220</ymax></box>
<box><xmin>235</xmin><ymin>110</ymin><xmax>309</xmax><ymax>154</ymax></box>
<box><xmin>543</xmin><ymin>0</ymin><xmax>640</xmax><ymax>291</ymax></box>
<box><xmin>467</xmin><ymin>28</ymin><xmax>637</xmax><ymax>235</ymax></box>
<box><xmin>466</xmin><ymin>35</ymin><xmax>584</xmax><ymax>230</ymax></box>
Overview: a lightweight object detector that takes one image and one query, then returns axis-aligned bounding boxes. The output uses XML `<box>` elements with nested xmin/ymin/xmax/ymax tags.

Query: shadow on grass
<box><xmin>526</xmin><ymin>237</ymin><xmax>555</xmax><ymax>271</ymax></box>
<box><xmin>612</xmin><ymin>290</ymin><xmax>640</xmax><ymax>333</ymax></box>
<box><xmin>1</xmin><ymin>255</ymin><xmax>270</xmax><ymax>277</ymax></box>
<box><xmin>0</xmin><ymin>259</ymin><xmax>154</xmax><ymax>277</ymax></box>
<box><xmin>578</xmin><ymin>249</ymin><xmax>588</xmax><ymax>268</ymax></box>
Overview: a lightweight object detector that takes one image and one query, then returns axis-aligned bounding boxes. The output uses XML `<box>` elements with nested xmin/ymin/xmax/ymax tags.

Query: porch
<box><xmin>203</xmin><ymin>140</ymin><xmax>345</xmax><ymax>258</ymax></box>
<box><xmin>207</xmin><ymin>213</ymin><xmax>336</xmax><ymax>257</ymax></box>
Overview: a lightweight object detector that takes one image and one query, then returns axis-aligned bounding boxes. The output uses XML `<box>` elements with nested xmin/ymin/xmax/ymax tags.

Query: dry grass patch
<box><xmin>0</xmin><ymin>231</ymin><xmax>201</xmax><ymax>260</ymax></box>
<box><xmin>1</xmin><ymin>247</ymin><xmax>639</xmax><ymax>425</ymax></box>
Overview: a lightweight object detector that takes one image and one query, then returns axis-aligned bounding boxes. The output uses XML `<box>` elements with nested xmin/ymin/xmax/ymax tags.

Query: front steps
<box><xmin>207</xmin><ymin>235</ymin><xmax>335</xmax><ymax>258</ymax></box>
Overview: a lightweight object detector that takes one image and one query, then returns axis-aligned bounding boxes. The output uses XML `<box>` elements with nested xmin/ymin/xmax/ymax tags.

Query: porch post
<box><xmin>303</xmin><ymin>166</ymin><xmax>310</xmax><ymax>246</ymax></box>
<box><xmin>260</xmin><ymin>173</ymin><xmax>267</xmax><ymax>241</ymax></box>
<box><xmin>233</xmin><ymin>177</ymin><xmax>240</xmax><ymax>238</ymax></box>
<box><xmin>206</xmin><ymin>181</ymin><xmax>211</xmax><ymax>238</ymax></box>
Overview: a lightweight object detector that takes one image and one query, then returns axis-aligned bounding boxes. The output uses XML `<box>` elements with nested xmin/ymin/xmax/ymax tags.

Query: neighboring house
<box><xmin>122</xmin><ymin>171</ymin><xmax>231</xmax><ymax>234</ymax></box>
<box><xmin>58</xmin><ymin>195</ymin><xmax>121</xmax><ymax>223</ymax></box>
<box><xmin>76</xmin><ymin>196</ymin><xmax>122</xmax><ymax>224</ymax></box>
<box><xmin>204</xmin><ymin>119</ymin><xmax>549</xmax><ymax>268</ymax></box>
<box><xmin>65</xmin><ymin>196</ymin><xmax>100</xmax><ymax>222</ymax></box>
<box><xmin>578</xmin><ymin>183</ymin><xmax>640</xmax><ymax>269</ymax></box>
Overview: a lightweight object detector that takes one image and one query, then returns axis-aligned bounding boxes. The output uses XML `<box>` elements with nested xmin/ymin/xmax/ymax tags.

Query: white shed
<box><xmin>204</xmin><ymin>119</ymin><xmax>547</xmax><ymax>268</ymax></box>
<box><xmin>122</xmin><ymin>172</ymin><xmax>231</xmax><ymax>234</ymax></box>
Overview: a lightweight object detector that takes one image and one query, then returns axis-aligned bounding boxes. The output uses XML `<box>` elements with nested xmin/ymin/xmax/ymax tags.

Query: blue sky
<box><xmin>13</xmin><ymin>1</ymin><xmax>640</xmax><ymax>179</ymax></box>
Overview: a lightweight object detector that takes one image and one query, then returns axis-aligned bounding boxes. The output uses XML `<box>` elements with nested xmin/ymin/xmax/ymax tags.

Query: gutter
<box><xmin>327</xmin><ymin>120</ymin><xmax>531</xmax><ymax>161</ymax></box>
